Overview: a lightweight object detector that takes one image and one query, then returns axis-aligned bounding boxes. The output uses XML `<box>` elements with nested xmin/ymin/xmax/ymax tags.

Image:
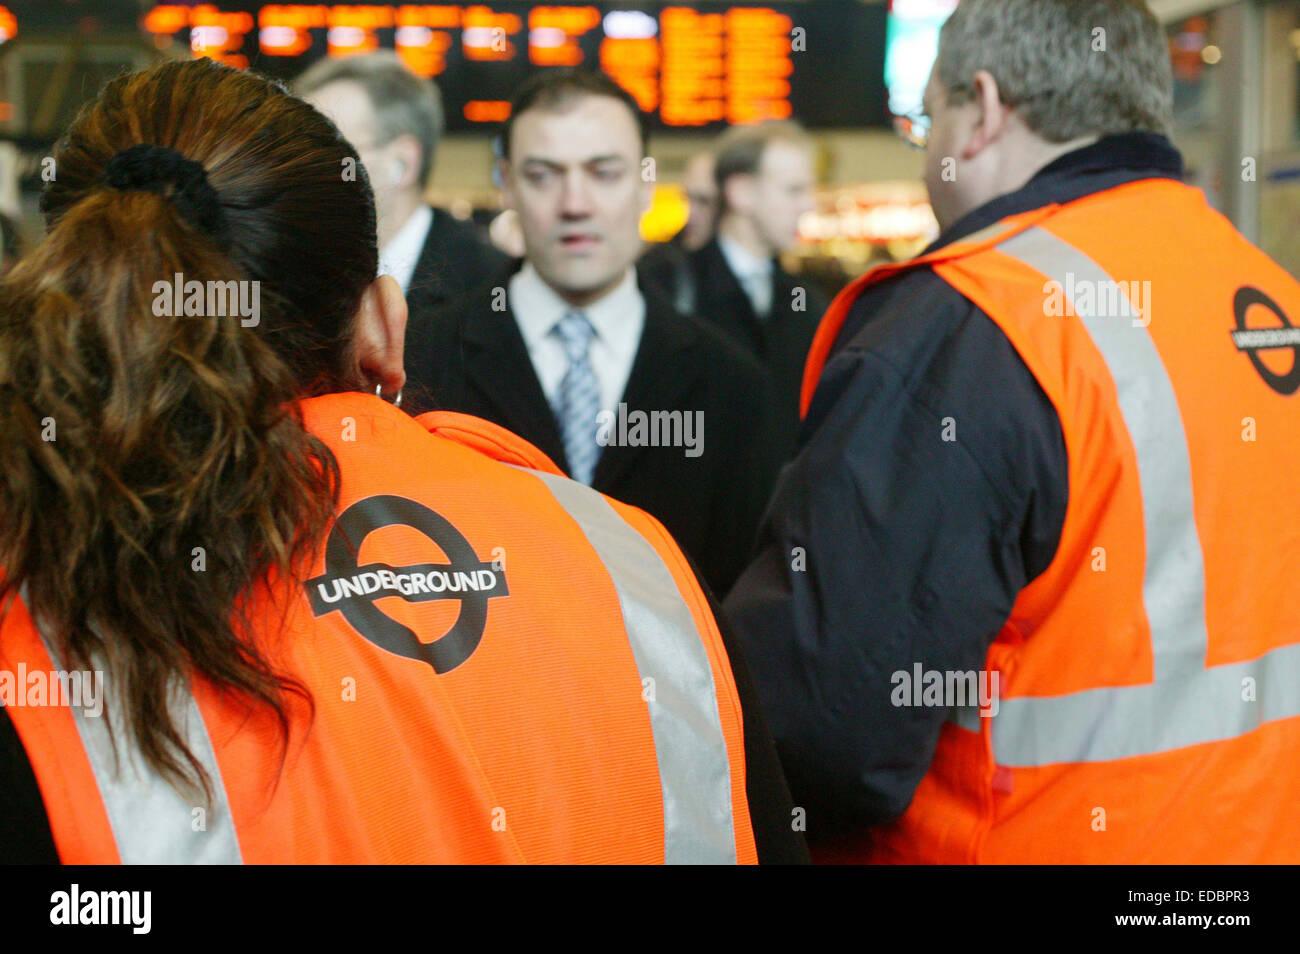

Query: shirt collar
<box><xmin>717</xmin><ymin>233</ymin><xmax>773</xmax><ymax>280</ymax></box>
<box><xmin>925</xmin><ymin>132</ymin><xmax>1184</xmax><ymax>254</ymax></box>
<box><xmin>379</xmin><ymin>205</ymin><xmax>434</xmax><ymax>294</ymax></box>
<box><xmin>511</xmin><ymin>262</ymin><xmax>642</xmax><ymax>351</ymax></box>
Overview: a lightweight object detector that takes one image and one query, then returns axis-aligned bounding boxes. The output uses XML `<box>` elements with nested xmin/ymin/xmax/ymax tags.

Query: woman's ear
<box><xmin>351</xmin><ymin>274</ymin><xmax>407</xmax><ymax>397</ymax></box>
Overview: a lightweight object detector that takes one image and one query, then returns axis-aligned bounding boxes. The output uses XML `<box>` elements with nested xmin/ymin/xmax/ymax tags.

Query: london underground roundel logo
<box><xmin>1232</xmin><ymin>286</ymin><xmax>1300</xmax><ymax>396</ymax></box>
<box><xmin>306</xmin><ymin>495</ymin><xmax>508</xmax><ymax>673</ymax></box>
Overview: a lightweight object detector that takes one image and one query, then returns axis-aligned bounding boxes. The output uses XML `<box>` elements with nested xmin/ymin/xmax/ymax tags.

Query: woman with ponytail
<box><xmin>0</xmin><ymin>58</ymin><xmax>803</xmax><ymax>864</ymax></box>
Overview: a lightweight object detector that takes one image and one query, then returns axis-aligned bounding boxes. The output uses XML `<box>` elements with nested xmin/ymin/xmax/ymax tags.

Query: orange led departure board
<box><xmin>142</xmin><ymin>2</ymin><xmax>887</xmax><ymax>130</ymax></box>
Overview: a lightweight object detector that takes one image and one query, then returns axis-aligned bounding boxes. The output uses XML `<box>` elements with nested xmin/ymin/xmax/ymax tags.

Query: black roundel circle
<box><xmin>1232</xmin><ymin>286</ymin><xmax>1300</xmax><ymax>396</ymax></box>
<box><xmin>306</xmin><ymin>495</ymin><xmax>508</xmax><ymax>673</ymax></box>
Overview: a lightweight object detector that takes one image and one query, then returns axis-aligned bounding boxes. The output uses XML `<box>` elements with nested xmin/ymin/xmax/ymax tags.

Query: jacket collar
<box><xmin>926</xmin><ymin>132</ymin><xmax>1184</xmax><ymax>255</ymax></box>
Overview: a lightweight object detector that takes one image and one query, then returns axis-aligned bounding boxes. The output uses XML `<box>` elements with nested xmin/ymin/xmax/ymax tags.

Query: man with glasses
<box><xmin>726</xmin><ymin>0</ymin><xmax>1300</xmax><ymax>863</ymax></box>
<box><xmin>297</xmin><ymin>53</ymin><xmax>505</xmax><ymax>326</ymax></box>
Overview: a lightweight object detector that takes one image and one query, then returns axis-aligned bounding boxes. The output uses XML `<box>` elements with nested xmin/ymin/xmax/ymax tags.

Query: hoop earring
<box><xmin>375</xmin><ymin>383</ymin><xmax>403</xmax><ymax>408</ymax></box>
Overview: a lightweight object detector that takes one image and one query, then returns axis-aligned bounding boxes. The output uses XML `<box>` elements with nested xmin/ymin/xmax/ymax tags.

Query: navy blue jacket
<box><xmin>723</xmin><ymin>133</ymin><xmax>1184</xmax><ymax>840</ymax></box>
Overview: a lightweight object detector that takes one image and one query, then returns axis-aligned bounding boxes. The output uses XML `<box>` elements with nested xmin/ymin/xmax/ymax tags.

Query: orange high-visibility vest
<box><xmin>0</xmin><ymin>394</ymin><xmax>758</xmax><ymax>864</ymax></box>
<box><xmin>801</xmin><ymin>178</ymin><xmax>1300</xmax><ymax>863</ymax></box>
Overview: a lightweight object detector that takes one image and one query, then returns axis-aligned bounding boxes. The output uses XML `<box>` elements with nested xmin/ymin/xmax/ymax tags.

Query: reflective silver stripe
<box><xmin>986</xmin><ymin>227</ymin><xmax>1300</xmax><ymax>766</ymax></box>
<box><xmin>999</xmin><ymin>227</ymin><xmax>1209</xmax><ymax>681</ymax></box>
<box><xmin>69</xmin><ymin>685</ymin><xmax>243</xmax><ymax>863</ymax></box>
<box><xmin>27</xmin><ymin>594</ymin><xmax>243</xmax><ymax>863</ymax></box>
<box><xmin>522</xmin><ymin>470</ymin><xmax>739</xmax><ymax>864</ymax></box>
<box><xmin>995</xmin><ymin>642</ymin><xmax>1300</xmax><ymax>765</ymax></box>
<box><xmin>953</xmin><ymin>219</ymin><xmax>1020</xmax><ymax>250</ymax></box>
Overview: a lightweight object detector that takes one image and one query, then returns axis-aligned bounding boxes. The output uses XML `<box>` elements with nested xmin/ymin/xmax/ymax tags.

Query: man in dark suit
<box><xmin>680</xmin><ymin>122</ymin><xmax>828</xmax><ymax>471</ymax></box>
<box><xmin>296</xmin><ymin>52</ymin><xmax>505</xmax><ymax>321</ymax></box>
<box><xmin>405</xmin><ymin>69</ymin><xmax>770</xmax><ymax>596</ymax></box>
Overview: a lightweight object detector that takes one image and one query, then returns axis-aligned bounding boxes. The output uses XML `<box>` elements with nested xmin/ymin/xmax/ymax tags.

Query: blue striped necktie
<box><xmin>550</xmin><ymin>310</ymin><xmax>602</xmax><ymax>485</ymax></box>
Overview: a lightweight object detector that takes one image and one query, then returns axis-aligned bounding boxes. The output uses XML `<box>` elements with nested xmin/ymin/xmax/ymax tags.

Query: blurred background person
<box><xmin>679</xmin><ymin>121</ymin><xmax>827</xmax><ymax>476</ymax></box>
<box><xmin>404</xmin><ymin>69</ymin><xmax>772</xmax><ymax>596</ymax></box>
<box><xmin>641</xmin><ymin>149</ymin><xmax>717</xmax><ymax>314</ymax></box>
<box><xmin>679</xmin><ymin>150</ymin><xmax>719</xmax><ymax>252</ymax></box>
<box><xmin>296</xmin><ymin>52</ymin><xmax>505</xmax><ymax>327</ymax></box>
<box><xmin>726</xmin><ymin>0</ymin><xmax>1300</xmax><ymax>864</ymax></box>
<box><xmin>0</xmin><ymin>57</ymin><xmax>805</xmax><ymax>865</ymax></box>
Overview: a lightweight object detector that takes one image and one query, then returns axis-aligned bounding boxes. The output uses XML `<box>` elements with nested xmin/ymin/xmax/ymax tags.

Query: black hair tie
<box><xmin>104</xmin><ymin>144</ymin><xmax>229</xmax><ymax>247</ymax></box>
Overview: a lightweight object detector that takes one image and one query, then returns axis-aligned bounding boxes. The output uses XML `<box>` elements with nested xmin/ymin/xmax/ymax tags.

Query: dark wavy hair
<box><xmin>0</xmin><ymin>57</ymin><xmax>378</xmax><ymax>798</ymax></box>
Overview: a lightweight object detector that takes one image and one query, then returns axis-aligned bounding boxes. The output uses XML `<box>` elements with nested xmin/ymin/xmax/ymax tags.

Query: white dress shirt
<box><xmin>379</xmin><ymin>204</ymin><xmax>434</xmax><ymax>295</ymax></box>
<box><xmin>510</xmin><ymin>263</ymin><xmax>645</xmax><ymax>417</ymax></box>
<box><xmin>718</xmin><ymin>233</ymin><xmax>775</xmax><ymax>319</ymax></box>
